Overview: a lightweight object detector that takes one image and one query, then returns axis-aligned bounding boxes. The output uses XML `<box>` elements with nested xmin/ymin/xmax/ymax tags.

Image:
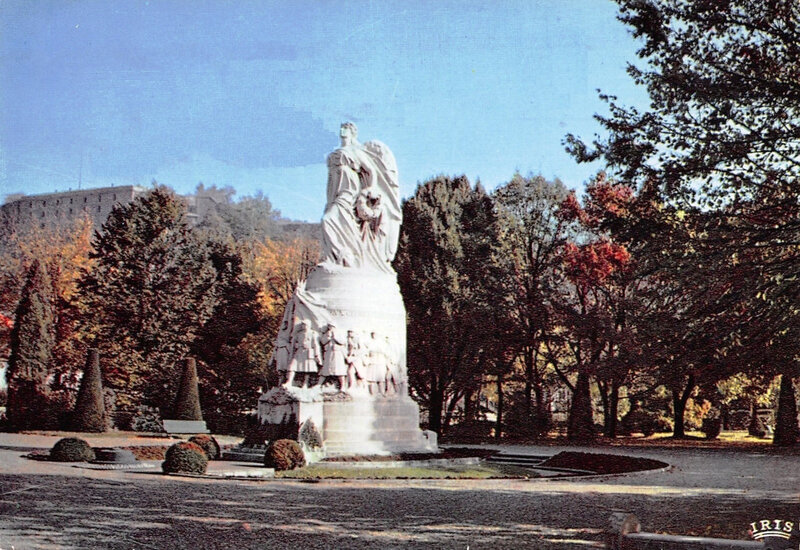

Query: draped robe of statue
<box><xmin>322</xmin><ymin>140</ymin><xmax>401</xmax><ymax>274</ymax></box>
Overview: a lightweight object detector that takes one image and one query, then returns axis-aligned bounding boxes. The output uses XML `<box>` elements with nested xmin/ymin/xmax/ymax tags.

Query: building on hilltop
<box><xmin>0</xmin><ymin>185</ymin><xmax>149</xmax><ymax>230</ymax></box>
<box><xmin>0</xmin><ymin>185</ymin><xmax>221</xmax><ymax>231</ymax></box>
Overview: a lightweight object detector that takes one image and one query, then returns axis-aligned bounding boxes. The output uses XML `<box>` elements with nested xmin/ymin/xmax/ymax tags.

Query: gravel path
<box><xmin>0</xmin><ymin>434</ymin><xmax>798</xmax><ymax>549</ymax></box>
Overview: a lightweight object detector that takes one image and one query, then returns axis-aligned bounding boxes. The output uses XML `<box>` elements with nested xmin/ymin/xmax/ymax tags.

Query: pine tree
<box><xmin>5</xmin><ymin>260</ymin><xmax>57</xmax><ymax>430</ymax></box>
<box><xmin>70</xmin><ymin>348</ymin><xmax>107</xmax><ymax>432</ymax></box>
<box><xmin>78</xmin><ymin>187</ymin><xmax>219</xmax><ymax>413</ymax></box>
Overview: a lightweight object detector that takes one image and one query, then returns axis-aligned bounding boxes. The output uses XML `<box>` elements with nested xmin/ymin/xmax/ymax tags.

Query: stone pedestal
<box><xmin>258</xmin><ymin>387</ymin><xmax>437</xmax><ymax>456</ymax></box>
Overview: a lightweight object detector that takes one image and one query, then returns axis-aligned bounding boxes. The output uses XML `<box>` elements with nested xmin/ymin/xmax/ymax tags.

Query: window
<box><xmin>84</xmin><ymin>197</ymin><xmax>87</xmax><ymax>203</ymax></box>
<box><xmin>98</xmin><ymin>195</ymin><xmax>102</xmax><ymax>202</ymax></box>
<box><xmin>69</xmin><ymin>208</ymin><xmax>73</xmax><ymax>215</ymax></box>
<box><xmin>113</xmin><ymin>193</ymin><xmax>117</xmax><ymax>201</ymax></box>
<box><xmin>42</xmin><ymin>200</ymin><xmax>47</xmax><ymax>207</ymax></box>
<box><xmin>70</xmin><ymin>198</ymin><xmax>73</xmax><ymax>204</ymax></box>
<box><xmin>40</xmin><ymin>211</ymin><xmax>45</xmax><ymax>217</ymax></box>
<box><xmin>97</xmin><ymin>205</ymin><xmax>101</xmax><ymax>212</ymax></box>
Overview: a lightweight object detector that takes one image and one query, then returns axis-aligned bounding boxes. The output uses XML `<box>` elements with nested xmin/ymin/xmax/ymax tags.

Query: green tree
<box><xmin>394</xmin><ymin>176</ymin><xmax>500</xmax><ymax>434</ymax></box>
<box><xmin>5</xmin><ymin>260</ymin><xmax>57</xmax><ymax>430</ymax></box>
<box><xmin>78</xmin><ymin>187</ymin><xmax>219</xmax><ymax>412</ymax></box>
<box><xmin>491</xmin><ymin>174</ymin><xmax>570</xmax><ymax>436</ymax></box>
<box><xmin>192</xmin><ymin>240</ymin><xmax>271</xmax><ymax>433</ymax></box>
<box><xmin>70</xmin><ymin>348</ymin><xmax>107</xmax><ymax>432</ymax></box>
<box><xmin>172</xmin><ymin>357</ymin><xmax>202</xmax><ymax>421</ymax></box>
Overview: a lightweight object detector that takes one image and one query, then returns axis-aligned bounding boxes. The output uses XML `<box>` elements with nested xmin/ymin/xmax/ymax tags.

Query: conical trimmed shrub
<box><xmin>173</xmin><ymin>357</ymin><xmax>202</xmax><ymax>421</ymax></box>
<box><xmin>71</xmin><ymin>349</ymin><xmax>107</xmax><ymax>432</ymax></box>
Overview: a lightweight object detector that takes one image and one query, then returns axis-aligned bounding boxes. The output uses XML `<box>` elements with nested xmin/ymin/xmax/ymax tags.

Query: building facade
<box><xmin>0</xmin><ymin>185</ymin><xmax>217</xmax><ymax>230</ymax></box>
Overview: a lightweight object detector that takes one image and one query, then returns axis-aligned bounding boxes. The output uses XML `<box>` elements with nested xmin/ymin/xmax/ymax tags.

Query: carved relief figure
<box><xmin>365</xmin><ymin>331</ymin><xmax>387</xmax><ymax>396</ymax></box>
<box><xmin>384</xmin><ymin>335</ymin><xmax>400</xmax><ymax>395</ymax></box>
<box><xmin>345</xmin><ymin>330</ymin><xmax>364</xmax><ymax>390</ymax></box>
<box><xmin>271</xmin><ymin>331</ymin><xmax>291</xmax><ymax>385</ymax></box>
<box><xmin>317</xmin><ymin>323</ymin><xmax>347</xmax><ymax>391</ymax></box>
<box><xmin>284</xmin><ymin>321</ymin><xmax>321</xmax><ymax>389</ymax></box>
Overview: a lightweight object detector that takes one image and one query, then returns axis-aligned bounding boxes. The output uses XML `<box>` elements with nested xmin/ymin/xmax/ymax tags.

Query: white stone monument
<box><xmin>257</xmin><ymin>122</ymin><xmax>437</xmax><ymax>456</ymax></box>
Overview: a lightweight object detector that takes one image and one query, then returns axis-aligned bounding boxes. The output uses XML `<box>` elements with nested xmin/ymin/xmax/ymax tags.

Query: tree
<box><xmin>4</xmin><ymin>260</ymin><xmax>57</xmax><ymax>430</ymax></box>
<box><xmin>196</xmin><ymin>186</ymin><xmax>282</xmax><ymax>242</ymax></box>
<box><xmin>78</xmin><ymin>187</ymin><xmax>219</xmax><ymax>412</ymax></box>
<box><xmin>243</xmin><ymin>236</ymin><xmax>320</xmax><ymax>317</ymax></box>
<box><xmin>395</xmin><ymin>176</ymin><xmax>501</xmax><ymax>434</ymax></box>
<box><xmin>70</xmin><ymin>348</ymin><xmax>107</xmax><ymax>432</ymax></box>
<box><xmin>491</xmin><ymin>174</ymin><xmax>570</xmax><ymax>436</ymax></box>
<box><xmin>566</xmin><ymin>0</ymin><xmax>800</xmax><ymax>444</ymax></box>
<box><xmin>0</xmin><ymin>215</ymin><xmax>94</xmax><ymax>384</ymax></box>
<box><xmin>172</xmin><ymin>357</ymin><xmax>202</xmax><ymax>421</ymax></box>
<box><xmin>192</xmin><ymin>239</ymin><xmax>271</xmax><ymax>433</ymax></box>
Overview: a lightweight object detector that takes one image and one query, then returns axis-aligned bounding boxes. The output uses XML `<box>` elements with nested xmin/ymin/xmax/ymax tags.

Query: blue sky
<box><xmin>0</xmin><ymin>1</ymin><xmax>648</xmax><ymax>222</ymax></box>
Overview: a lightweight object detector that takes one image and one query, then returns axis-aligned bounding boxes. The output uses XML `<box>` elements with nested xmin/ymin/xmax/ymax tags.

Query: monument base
<box><xmin>257</xmin><ymin>387</ymin><xmax>438</xmax><ymax>456</ymax></box>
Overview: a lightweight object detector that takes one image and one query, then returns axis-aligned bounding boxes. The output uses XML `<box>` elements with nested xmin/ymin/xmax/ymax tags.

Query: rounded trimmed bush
<box><xmin>702</xmin><ymin>417</ymin><xmax>722</xmax><ymax>440</ymax></box>
<box><xmin>188</xmin><ymin>434</ymin><xmax>221</xmax><ymax>460</ymax></box>
<box><xmin>50</xmin><ymin>437</ymin><xmax>96</xmax><ymax>462</ymax></box>
<box><xmin>161</xmin><ymin>441</ymin><xmax>208</xmax><ymax>474</ymax></box>
<box><xmin>264</xmin><ymin>439</ymin><xmax>305</xmax><ymax>471</ymax></box>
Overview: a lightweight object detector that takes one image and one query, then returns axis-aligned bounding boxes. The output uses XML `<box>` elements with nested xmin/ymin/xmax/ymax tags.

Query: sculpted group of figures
<box><xmin>272</xmin><ymin>322</ymin><xmax>407</xmax><ymax>396</ymax></box>
<box><xmin>269</xmin><ymin>122</ymin><xmax>408</xmax><ymax>398</ymax></box>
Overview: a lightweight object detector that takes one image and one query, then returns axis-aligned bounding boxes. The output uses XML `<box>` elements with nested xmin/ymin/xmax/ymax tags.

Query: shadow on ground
<box><xmin>0</xmin><ymin>473</ymin><xmax>796</xmax><ymax>549</ymax></box>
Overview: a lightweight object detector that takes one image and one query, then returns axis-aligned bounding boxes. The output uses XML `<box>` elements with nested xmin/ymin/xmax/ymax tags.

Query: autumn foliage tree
<box><xmin>491</xmin><ymin>174</ymin><xmax>571</xmax><ymax>437</ymax></box>
<box><xmin>567</xmin><ymin>1</ymin><xmax>800</xmax><ymax>444</ymax></box>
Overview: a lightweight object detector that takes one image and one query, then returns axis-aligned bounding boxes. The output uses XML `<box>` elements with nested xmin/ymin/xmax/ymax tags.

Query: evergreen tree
<box><xmin>172</xmin><ymin>357</ymin><xmax>202</xmax><ymax>421</ymax></box>
<box><xmin>70</xmin><ymin>348</ymin><xmax>107</xmax><ymax>432</ymax></box>
<box><xmin>395</xmin><ymin>176</ymin><xmax>501</xmax><ymax>434</ymax></box>
<box><xmin>78</xmin><ymin>187</ymin><xmax>219</xmax><ymax>412</ymax></box>
<box><xmin>5</xmin><ymin>260</ymin><xmax>57</xmax><ymax>430</ymax></box>
<box><xmin>192</xmin><ymin>240</ymin><xmax>269</xmax><ymax>433</ymax></box>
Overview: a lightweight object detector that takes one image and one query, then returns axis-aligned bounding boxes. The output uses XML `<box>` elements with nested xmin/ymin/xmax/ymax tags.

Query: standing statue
<box><xmin>284</xmin><ymin>321</ymin><xmax>321</xmax><ymax>389</ymax></box>
<box><xmin>345</xmin><ymin>329</ymin><xmax>364</xmax><ymax>390</ymax></box>
<box><xmin>258</xmin><ymin>121</ymin><xmax>436</xmax><ymax>455</ymax></box>
<box><xmin>322</xmin><ymin>122</ymin><xmax>401</xmax><ymax>273</ymax></box>
<box><xmin>317</xmin><ymin>323</ymin><xmax>347</xmax><ymax>391</ymax></box>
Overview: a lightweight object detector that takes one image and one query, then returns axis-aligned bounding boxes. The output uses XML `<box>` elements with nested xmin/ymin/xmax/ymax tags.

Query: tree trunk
<box><xmin>428</xmin><ymin>384</ymin><xmax>444</xmax><ymax>435</ymax></box>
<box><xmin>532</xmin><ymin>379</ymin><xmax>549</xmax><ymax>436</ymax></box>
<box><xmin>567</xmin><ymin>372</ymin><xmax>595</xmax><ymax>440</ymax></box>
<box><xmin>495</xmin><ymin>374</ymin><xmax>504</xmax><ymax>440</ymax></box>
<box><xmin>524</xmin><ymin>347</ymin><xmax>533</xmax><ymax>418</ymax></box>
<box><xmin>604</xmin><ymin>380</ymin><xmax>620</xmax><ymax>438</ymax></box>
<box><xmin>463</xmin><ymin>387</ymin><xmax>474</xmax><ymax>422</ymax></box>
<box><xmin>773</xmin><ymin>374</ymin><xmax>799</xmax><ymax>447</ymax></box>
<box><xmin>671</xmin><ymin>374</ymin><xmax>694</xmax><ymax>439</ymax></box>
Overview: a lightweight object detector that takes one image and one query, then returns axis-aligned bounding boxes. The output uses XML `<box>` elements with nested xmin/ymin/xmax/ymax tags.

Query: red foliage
<box><xmin>562</xmin><ymin>240</ymin><xmax>631</xmax><ymax>288</ymax></box>
<box><xmin>0</xmin><ymin>314</ymin><xmax>12</xmax><ymax>329</ymax></box>
<box><xmin>585</xmin><ymin>179</ymin><xmax>634</xmax><ymax>221</ymax></box>
<box><xmin>556</xmin><ymin>191</ymin><xmax>592</xmax><ymax>225</ymax></box>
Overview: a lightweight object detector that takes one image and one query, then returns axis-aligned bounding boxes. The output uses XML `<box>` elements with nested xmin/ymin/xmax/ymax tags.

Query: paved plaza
<box><xmin>1</xmin><ymin>433</ymin><xmax>798</xmax><ymax>549</ymax></box>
